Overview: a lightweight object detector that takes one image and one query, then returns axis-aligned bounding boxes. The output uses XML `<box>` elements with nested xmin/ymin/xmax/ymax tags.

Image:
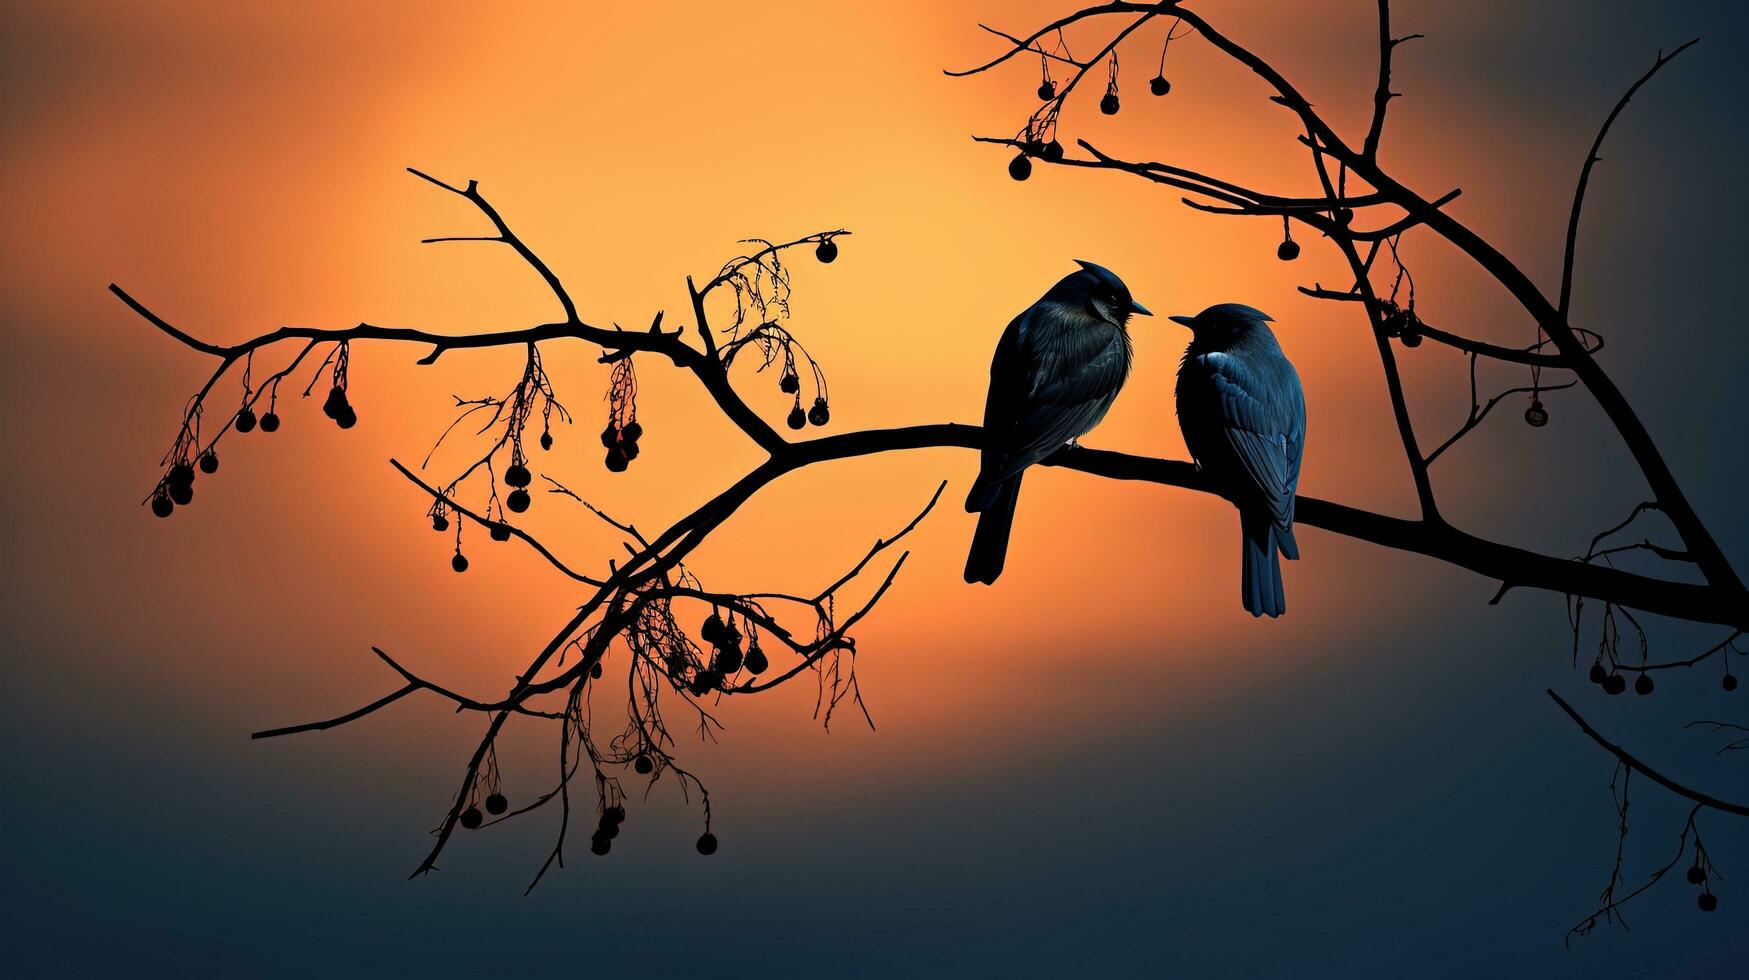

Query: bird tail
<box><xmin>1240</xmin><ymin>510</ymin><xmax>1287</xmax><ymax>617</ymax></box>
<box><xmin>964</xmin><ymin>475</ymin><xmax>1022</xmax><ymax>585</ymax></box>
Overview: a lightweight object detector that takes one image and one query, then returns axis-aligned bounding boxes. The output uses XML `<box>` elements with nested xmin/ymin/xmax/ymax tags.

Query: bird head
<box><xmin>1051</xmin><ymin>259</ymin><xmax>1152</xmax><ymax>328</ymax></box>
<box><xmin>1168</xmin><ymin>303</ymin><xmax>1275</xmax><ymax>350</ymax></box>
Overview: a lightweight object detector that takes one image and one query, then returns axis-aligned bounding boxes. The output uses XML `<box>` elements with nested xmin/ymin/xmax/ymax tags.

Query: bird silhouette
<box><xmin>965</xmin><ymin>260</ymin><xmax>1151</xmax><ymax>584</ymax></box>
<box><xmin>1172</xmin><ymin>304</ymin><xmax>1306</xmax><ymax>617</ymax></box>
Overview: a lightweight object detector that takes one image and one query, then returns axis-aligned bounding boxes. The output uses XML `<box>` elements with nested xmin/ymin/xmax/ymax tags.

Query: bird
<box><xmin>964</xmin><ymin>260</ymin><xmax>1152</xmax><ymax>584</ymax></box>
<box><xmin>1171</xmin><ymin>303</ymin><xmax>1306</xmax><ymax>617</ymax></box>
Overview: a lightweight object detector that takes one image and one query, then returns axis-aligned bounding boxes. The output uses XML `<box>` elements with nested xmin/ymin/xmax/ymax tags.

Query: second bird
<box><xmin>965</xmin><ymin>260</ymin><xmax>1151</xmax><ymax>584</ymax></box>
<box><xmin>1172</xmin><ymin>303</ymin><xmax>1306</xmax><ymax>617</ymax></box>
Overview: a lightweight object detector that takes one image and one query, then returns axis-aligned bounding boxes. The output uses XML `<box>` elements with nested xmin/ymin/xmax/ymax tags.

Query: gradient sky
<box><xmin>4</xmin><ymin>1</ymin><xmax>1747</xmax><ymax>975</ymax></box>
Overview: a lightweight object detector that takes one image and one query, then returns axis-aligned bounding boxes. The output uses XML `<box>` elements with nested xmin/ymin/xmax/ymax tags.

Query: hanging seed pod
<box><xmin>600</xmin><ymin>424</ymin><xmax>619</xmax><ymax>449</ymax></box>
<box><xmin>334</xmin><ymin>405</ymin><xmax>357</xmax><ymax>430</ymax></box>
<box><xmin>1588</xmin><ymin>662</ymin><xmax>1607</xmax><ymax>684</ymax></box>
<box><xmin>590</xmin><ymin>833</ymin><xmax>611</xmax><ymax>856</ymax></box>
<box><xmin>1524</xmin><ymin>400</ymin><xmax>1549</xmax><ymax>428</ymax></box>
<box><xmin>1037</xmin><ymin>80</ymin><xmax>1056</xmax><ymax>101</ymax></box>
<box><xmin>787</xmin><ymin>405</ymin><xmax>806</xmax><ymax>430</ymax></box>
<box><xmin>1602</xmin><ymin>673</ymin><xmax>1627</xmax><ymax>696</ymax></box>
<box><xmin>1099</xmin><ymin>92</ymin><xmax>1120</xmax><ymax>115</ymax></box>
<box><xmin>451</xmin><ymin>552</ymin><xmax>469</xmax><ymax>573</ymax></box>
<box><xmin>1043</xmin><ymin>140</ymin><xmax>1064</xmax><ymax>162</ymax></box>
<box><xmin>779</xmin><ymin>370</ymin><xmax>800</xmax><ymax>394</ymax></box>
<box><xmin>539</xmin><ymin>431</ymin><xmax>553</xmax><ymax>451</ymax></box>
<box><xmin>235</xmin><ymin>408</ymin><xmax>257</xmax><ymax>433</ymax></box>
<box><xmin>1008</xmin><ymin>153</ymin><xmax>1032</xmax><ymax>182</ymax></box>
<box><xmin>1724</xmin><ymin>674</ymin><xmax>1739</xmax><ymax>692</ymax></box>
<box><xmin>1150</xmin><ymin>75</ymin><xmax>1170</xmax><ymax>96</ymax></box>
<box><xmin>1277</xmin><ymin>240</ymin><xmax>1300</xmax><ymax>261</ymax></box>
<box><xmin>322</xmin><ymin>386</ymin><xmax>346</xmax><ymax>419</ymax></box>
<box><xmin>634</xmin><ymin>754</ymin><xmax>654</xmax><ymax>775</ymax></box>
<box><xmin>696</xmin><ymin>832</ymin><xmax>719</xmax><ymax>856</ymax></box>
<box><xmin>715</xmin><ymin>645</ymin><xmax>744</xmax><ymax>674</ymax></box>
<box><xmin>506</xmin><ymin>489</ymin><xmax>531</xmax><ymax>513</ymax></box>
<box><xmin>151</xmin><ymin>494</ymin><xmax>175</xmax><ymax>518</ymax></box>
<box><xmin>432</xmin><ymin>513</ymin><xmax>449</xmax><ymax>532</ymax></box>
<box><xmin>702</xmin><ymin>613</ymin><xmax>726</xmax><ymax>644</ymax></box>
<box><xmin>816</xmin><ymin>239</ymin><xmax>838</xmax><ymax>264</ymax></box>
<box><xmin>1334</xmin><ymin>207</ymin><xmax>1354</xmax><ymax>225</ymax></box>
<box><xmin>169</xmin><ymin>462</ymin><xmax>196</xmax><ymax>488</ymax></box>
<box><xmin>485</xmin><ymin>793</ymin><xmax>508</xmax><ymax>816</ymax></box>
<box><xmin>590</xmin><ymin>660</ymin><xmax>603</xmax><ymax>679</ymax></box>
<box><xmin>744</xmin><ymin>645</ymin><xmax>768</xmax><ymax>675</ymax></box>
<box><xmin>504</xmin><ymin>464</ymin><xmax>531</xmax><ymax>488</ymax></box>
<box><xmin>622</xmin><ymin>421</ymin><xmax>643</xmax><ymax>443</ymax></box>
<box><xmin>198</xmin><ymin>451</ymin><xmax>219</xmax><ymax>474</ymax></box>
<box><xmin>1687</xmin><ymin>864</ymin><xmax>1707</xmax><ymax>885</ymax></box>
<box><xmin>1399</xmin><ymin>324</ymin><xmax>1422</xmax><ymax>348</ymax></box>
<box><xmin>259</xmin><ymin>411</ymin><xmax>281</xmax><ymax>433</ymax></box>
<box><xmin>1699</xmin><ymin>892</ymin><xmax>1718</xmax><ymax>912</ymax></box>
<box><xmin>808</xmin><ymin>398</ymin><xmax>830</xmax><ymax>426</ymax></box>
<box><xmin>169</xmin><ymin>481</ymin><xmax>194</xmax><ymax>506</ymax></box>
<box><xmin>490</xmin><ymin>522</ymin><xmax>512</xmax><ymax>542</ymax></box>
<box><xmin>605</xmin><ymin>447</ymin><xmax>629</xmax><ymax>472</ymax></box>
<box><xmin>460</xmin><ymin>806</ymin><xmax>483</xmax><ymax>830</ymax></box>
<box><xmin>1634</xmin><ymin>672</ymin><xmax>1655</xmax><ymax>695</ymax></box>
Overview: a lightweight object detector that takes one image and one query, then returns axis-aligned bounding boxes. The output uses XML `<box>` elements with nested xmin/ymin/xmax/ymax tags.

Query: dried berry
<box><xmin>485</xmin><ymin>793</ymin><xmax>508</xmax><ymax>816</ymax></box>
<box><xmin>622</xmin><ymin>421</ymin><xmax>643</xmax><ymax>443</ymax></box>
<box><xmin>1149</xmin><ymin>75</ymin><xmax>1170</xmax><ymax>96</ymax></box>
<box><xmin>1687</xmin><ymin>864</ymin><xmax>1707</xmax><ymax>885</ymax></box>
<box><xmin>460</xmin><ymin>806</ymin><xmax>483</xmax><ymax>830</ymax></box>
<box><xmin>696</xmin><ymin>832</ymin><xmax>718</xmax><ymax>855</ymax></box>
<box><xmin>702</xmin><ymin>614</ymin><xmax>726</xmax><ymax>644</ymax></box>
<box><xmin>334</xmin><ymin>405</ymin><xmax>357</xmax><ymax>429</ymax></box>
<box><xmin>539</xmin><ymin>431</ymin><xmax>553</xmax><ymax>451</ymax></box>
<box><xmin>169</xmin><ymin>462</ymin><xmax>196</xmax><ymax>488</ymax></box>
<box><xmin>1399</xmin><ymin>325</ymin><xmax>1422</xmax><ymax>348</ymax></box>
<box><xmin>1634</xmin><ymin>672</ymin><xmax>1654</xmax><ymax>695</ymax></box>
<box><xmin>169</xmin><ymin>481</ymin><xmax>194</xmax><ymax>506</ymax></box>
<box><xmin>235</xmin><ymin>409</ymin><xmax>257</xmax><ymax>433</ymax></box>
<box><xmin>1334</xmin><ymin>207</ymin><xmax>1354</xmax><ymax>225</ymax></box>
<box><xmin>1525</xmin><ymin>401</ymin><xmax>1549</xmax><ymax>428</ymax></box>
<box><xmin>779</xmin><ymin>371</ymin><xmax>800</xmax><ymax>394</ymax></box>
<box><xmin>504</xmin><ymin>464</ymin><xmax>531</xmax><ymax>488</ymax></box>
<box><xmin>1277</xmin><ymin>240</ymin><xmax>1300</xmax><ymax>261</ymax></box>
<box><xmin>634</xmin><ymin>754</ymin><xmax>654</xmax><ymax>775</ymax></box>
<box><xmin>590</xmin><ymin>833</ymin><xmax>611</xmax><ymax>856</ymax></box>
<box><xmin>1602</xmin><ymin>673</ymin><xmax>1627</xmax><ymax>696</ymax></box>
<box><xmin>1099</xmin><ymin>92</ymin><xmax>1120</xmax><ymax>115</ymax></box>
<box><xmin>787</xmin><ymin>406</ymin><xmax>806</xmax><ymax>430</ymax></box>
<box><xmin>600</xmin><ymin>424</ymin><xmax>619</xmax><ymax>449</ymax></box>
<box><xmin>715</xmin><ymin>646</ymin><xmax>744</xmax><ymax>674</ymax></box>
<box><xmin>744</xmin><ymin>646</ymin><xmax>768</xmax><ymax>674</ymax></box>
<box><xmin>1043</xmin><ymin>140</ymin><xmax>1064</xmax><ymax>162</ymax></box>
<box><xmin>452</xmin><ymin>552</ymin><xmax>469</xmax><ymax>573</ymax></box>
<box><xmin>605</xmin><ymin>447</ymin><xmax>629</xmax><ymax>472</ymax></box>
<box><xmin>1699</xmin><ymin>892</ymin><xmax>1718</xmax><ymax>912</ymax></box>
<box><xmin>1725</xmin><ymin>674</ymin><xmax>1739</xmax><ymax>692</ymax></box>
<box><xmin>1009</xmin><ymin>153</ymin><xmax>1032</xmax><ymax>182</ymax></box>
<box><xmin>432</xmin><ymin>514</ymin><xmax>449</xmax><ymax>532</ymax></box>
<box><xmin>590</xmin><ymin>660</ymin><xmax>603</xmax><ymax>679</ymax></box>
<box><xmin>151</xmin><ymin>494</ymin><xmax>174</xmax><ymax>518</ymax></box>
<box><xmin>1587</xmin><ymin>663</ymin><xmax>1607</xmax><ymax>684</ymax></box>
<box><xmin>1037</xmin><ymin>80</ymin><xmax>1055</xmax><ymax>101</ymax></box>
<box><xmin>490</xmin><ymin>523</ymin><xmax>512</xmax><ymax>542</ymax></box>
<box><xmin>259</xmin><ymin>411</ymin><xmax>280</xmax><ymax>433</ymax></box>
<box><xmin>808</xmin><ymin>398</ymin><xmax>830</xmax><ymax>426</ymax></box>
<box><xmin>198</xmin><ymin>451</ymin><xmax>219</xmax><ymax>474</ymax></box>
<box><xmin>506</xmin><ymin>488</ymin><xmax>531</xmax><ymax>513</ymax></box>
<box><xmin>816</xmin><ymin>239</ymin><xmax>838</xmax><ymax>264</ymax></box>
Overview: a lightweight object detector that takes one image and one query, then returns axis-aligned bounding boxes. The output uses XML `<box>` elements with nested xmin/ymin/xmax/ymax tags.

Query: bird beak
<box><xmin>1168</xmin><ymin>314</ymin><xmax>1199</xmax><ymax>328</ymax></box>
<box><xmin>1129</xmin><ymin>299</ymin><xmax>1153</xmax><ymax>316</ymax></box>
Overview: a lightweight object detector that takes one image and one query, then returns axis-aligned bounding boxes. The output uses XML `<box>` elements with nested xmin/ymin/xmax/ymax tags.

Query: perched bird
<box><xmin>1171</xmin><ymin>304</ymin><xmax>1306</xmax><ymax>617</ymax></box>
<box><xmin>965</xmin><ymin>260</ymin><xmax>1152</xmax><ymax>584</ymax></box>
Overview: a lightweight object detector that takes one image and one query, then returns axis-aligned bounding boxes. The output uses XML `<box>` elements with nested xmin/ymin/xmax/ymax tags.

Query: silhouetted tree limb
<box><xmin>953</xmin><ymin>0</ymin><xmax>1744</xmax><ymax>935</ymax></box>
<box><xmin>117</xmin><ymin>1</ymin><xmax>1744</xmax><ymax>914</ymax></box>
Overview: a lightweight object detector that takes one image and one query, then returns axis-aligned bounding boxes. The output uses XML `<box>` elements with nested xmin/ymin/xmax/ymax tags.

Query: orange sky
<box><xmin>5</xmin><ymin>0</ymin><xmax>1734</xmax><ymax>840</ymax></box>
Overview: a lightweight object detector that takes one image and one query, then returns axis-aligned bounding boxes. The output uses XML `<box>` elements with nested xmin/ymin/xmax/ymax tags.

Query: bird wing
<box><xmin>980</xmin><ymin>305</ymin><xmax>1129</xmax><ymax>487</ymax></box>
<box><xmin>1192</xmin><ymin>353</ymin><xmax>1303</xmax><ymax>530</ymax></box>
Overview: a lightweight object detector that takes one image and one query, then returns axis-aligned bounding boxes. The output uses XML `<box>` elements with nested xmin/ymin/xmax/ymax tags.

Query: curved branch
<box><xmin>1547</xmin><ymin>689</ymin><xmax>1749</xmax><ymax>817</ymax></box>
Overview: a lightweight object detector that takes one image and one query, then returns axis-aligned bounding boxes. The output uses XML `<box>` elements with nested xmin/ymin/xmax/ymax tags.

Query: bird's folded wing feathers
<box><xmin>1201</xmin><ymin>356</ymin><xmax>1298</xmax><ymax>530</ymax></box>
